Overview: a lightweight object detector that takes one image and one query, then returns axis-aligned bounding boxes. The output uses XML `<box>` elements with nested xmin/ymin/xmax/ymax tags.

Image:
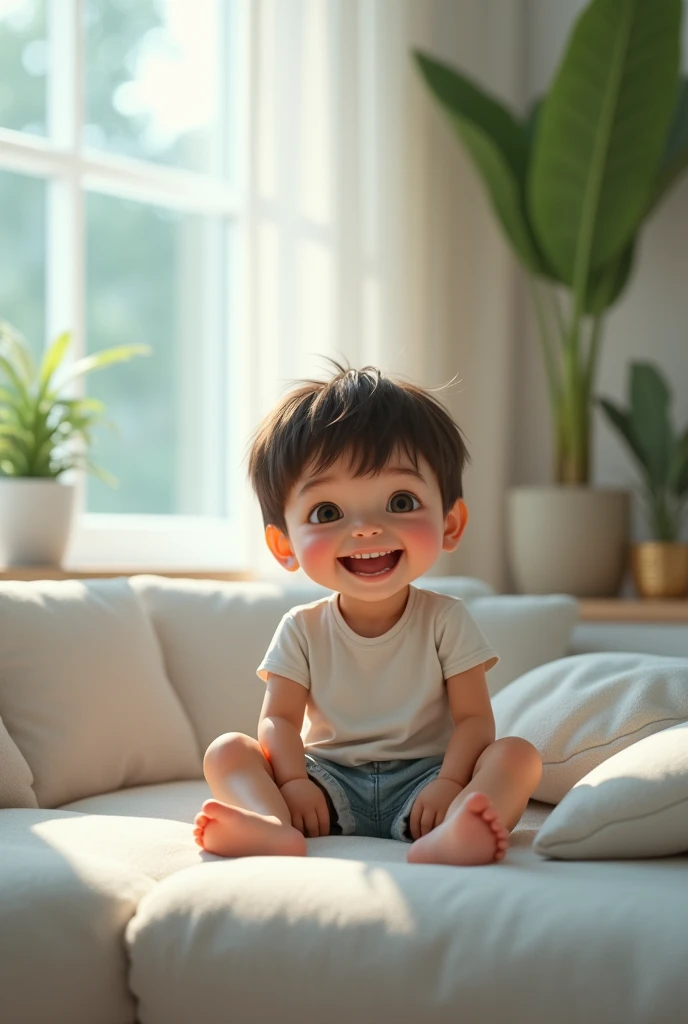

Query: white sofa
<box><xmin>0</xmin><ymin>574</ymin><xmax>686</xmax><ymax>1024</ymax></box>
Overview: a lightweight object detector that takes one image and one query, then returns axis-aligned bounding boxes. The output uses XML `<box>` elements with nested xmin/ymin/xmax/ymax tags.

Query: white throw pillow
<box><xmin>533</xmin><ymin>721</ymin><xmax>688</xmax><ymax>859</ymax></box>
<box><xmin>0</xmin><ymin>579</ymin><xmax>202</xmax><ymax>808</ymax></box>
<box><xmin>0</xmin><ymin>716</ymin><xmax>38</xmax><ymax>808</ymax></box>
<box><xmin>492</xmin><ymin>653</ymin><xmax>688</xmax><ymax>804</ymax></box>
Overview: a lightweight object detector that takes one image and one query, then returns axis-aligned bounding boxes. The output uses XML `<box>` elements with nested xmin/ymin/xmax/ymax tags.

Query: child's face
<box><xmin>265</xmin><ymin>449</ymin><xmax>467</xmax><ymax>600</ymax></box>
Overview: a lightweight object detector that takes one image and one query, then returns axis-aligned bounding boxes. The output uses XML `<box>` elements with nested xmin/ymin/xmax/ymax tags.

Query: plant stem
<box><xmin>560</xmin><ymin>314</ymin><xmax>587</xmax><ymax>484</ymax></box>
<box><xmin>585</xmin><ymin>313</ymin><xmax>605</xmax><ymax>401</ymax></box>
<box><xmin>548</xmin><ymin>285</ymin><xmax>566</xmax><ymax>342</ymax></box>
<box><xmin>527</xmin><ymin>275</ymin><xmax>561</xmax><ymax>416</ymax></box>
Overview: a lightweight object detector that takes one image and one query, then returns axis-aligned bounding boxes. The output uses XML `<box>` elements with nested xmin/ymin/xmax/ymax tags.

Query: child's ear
<box><xmin>442</xmin><ymin>498</ymin><xmax>468</xmax><ymax>552</ymax></box>
<box><xmin>265</xmin><ymin>524</ymin><xmax>300</xmax><ymax>572</ymax></box>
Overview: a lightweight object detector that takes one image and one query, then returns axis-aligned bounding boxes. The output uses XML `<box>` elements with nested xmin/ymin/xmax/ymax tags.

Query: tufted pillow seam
<box><xmin>541</xmin><ymin>715</ymin><xmax>687</xmax><ymax>766</ymax></box>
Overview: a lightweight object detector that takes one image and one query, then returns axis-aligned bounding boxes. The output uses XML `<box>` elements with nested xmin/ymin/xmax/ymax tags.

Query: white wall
<box><xmin>401</xmin><ymin>0</ymin><xmax>688</xmax><ymax>593</ymax></box>
<box><xmin>514</xmin><ymin>0</ymin><xmax>688</xmax><ymax>554</ymax></box>
<box><xmin>251</xmin><ymin>0</ymin><xmax>688</xmax><ymax>593</ymax></box>
<box><xmin>400</xmin><ymin>0</ymin><xmax>526</xmax><ymax>588</ymax></box>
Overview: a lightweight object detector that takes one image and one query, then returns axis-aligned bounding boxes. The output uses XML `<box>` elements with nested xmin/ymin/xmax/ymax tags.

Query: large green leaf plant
<box><xmin>415</xmin><ymin>0</ymin><xmax>687</xmax><ymax>484</ymax></box>
<box><xmin>599</xmin><ymin>362</ymin><xmax>688</xmax><ymax>542</ymax></box>
<box><xmin>0</xmin><ymin>319</ymin><xmax>151</xmax><ymax>484</ymax></box>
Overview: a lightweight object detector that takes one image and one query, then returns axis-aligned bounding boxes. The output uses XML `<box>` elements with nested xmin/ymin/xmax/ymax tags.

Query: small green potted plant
<box><xmin>598</xmin><ymin>362</ymin><xmax>688</xmax><ymax>598</ymax></box>
<box><xmin>0</xmin><ymin>318</ymin><xmax>151</xmax><ymax>566</ymax></box>
<box><xmin>414</xmin><ymin>0</ymin><xmax>688</xmax><ymax>596</ymax></box>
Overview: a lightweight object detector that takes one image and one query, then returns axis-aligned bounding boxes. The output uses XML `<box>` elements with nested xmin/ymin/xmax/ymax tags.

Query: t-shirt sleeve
<box><xmin>436</xmin><ymin>600</ymin><xmax>499</xmax><ymax>678</ymax></box>
<box><xmin>256</xmin><ymin>611</ymin><xmax>311</xmax><ymax>689</ymax></box>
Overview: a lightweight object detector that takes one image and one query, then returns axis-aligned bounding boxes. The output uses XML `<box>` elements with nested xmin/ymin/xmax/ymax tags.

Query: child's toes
<box><xmin>194</xmin><ymin>813</ymin><xmax>209</xmax><ymax>827</ymax></box>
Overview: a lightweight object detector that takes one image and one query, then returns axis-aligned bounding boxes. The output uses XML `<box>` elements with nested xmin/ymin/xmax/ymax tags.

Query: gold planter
<box><xmin>631</xmin><ymin>543</ymin><xmax>688</xmax><ymax>599</ymax></box>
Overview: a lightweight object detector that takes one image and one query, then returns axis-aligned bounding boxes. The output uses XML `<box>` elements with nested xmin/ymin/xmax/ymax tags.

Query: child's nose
<box><xmin>351</xmin><ymin>521</ymin><xmax>383</xmax><ymax>537</ymax></box>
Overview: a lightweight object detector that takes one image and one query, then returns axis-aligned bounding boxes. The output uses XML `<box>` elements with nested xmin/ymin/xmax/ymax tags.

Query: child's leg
<box><xmin>193</xmin><ymin>731</ymin><xmax>306</xmax><ymax>858</ymax></box>
<box><xmin>407</xmin><ymin>737</ymin><xmax>542</xmax><ymax>867</ymax></box>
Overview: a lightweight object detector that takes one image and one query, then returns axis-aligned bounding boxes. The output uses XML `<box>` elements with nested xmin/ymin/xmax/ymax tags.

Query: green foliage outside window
<box><xmin>0</xmin><ymin>0</ymin><xmax>219</xmax><ymax>513</ymax></box>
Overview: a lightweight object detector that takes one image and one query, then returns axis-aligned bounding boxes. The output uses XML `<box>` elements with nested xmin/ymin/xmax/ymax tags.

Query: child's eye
<box><xmin>387</xmin><ymin>492</ymin><xmax>421</xmax><ymax>513</ymax></box>
<box><xmin>307</xmin><ymin>503</ymin><xmax>342</xmax><ymax>524</ymax></box>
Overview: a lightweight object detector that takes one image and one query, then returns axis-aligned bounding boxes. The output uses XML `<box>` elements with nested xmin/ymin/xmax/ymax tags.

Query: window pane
<box><xmin>84</xmin><ymin>0</ymin><xmax>224</xmax><ymax>176</ymax></box>
<box><xmin>0</xmin><ymin>0</ymin><xmax>48</xmax><ymax>136</ymax></box>
<box><xmin>85</xmin><ymin>192</ymin><xmax>228</xmax><ymax>515</ymax></box>
<box><xmin>0</xmin><ymin>169</ymin><xmax>45</xmax><ymax>364</ymax></box>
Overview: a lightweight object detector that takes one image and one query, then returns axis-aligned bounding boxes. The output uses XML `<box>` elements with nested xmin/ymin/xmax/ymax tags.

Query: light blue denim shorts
<box><xmin>304</xmin><ymin>752</ymin><xmax>445</xmax><ymax>842</ymax></box>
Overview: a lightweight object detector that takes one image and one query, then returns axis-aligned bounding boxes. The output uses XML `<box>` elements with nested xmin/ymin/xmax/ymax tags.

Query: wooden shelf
<box><xmin>579</xmin><ymin>599</ymin><xmax>688</xmax><ymax>623</ymax></box>
<box><xmin>0</xmin><ymin>566</ymin><xmax>255</xmax><ymax>582</ymax></box>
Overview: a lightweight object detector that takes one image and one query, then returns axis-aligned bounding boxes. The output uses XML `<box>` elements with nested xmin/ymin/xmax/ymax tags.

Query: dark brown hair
<box><xmin>246</xmin><ymin>358</ymin><xmax>470</xmax><ymax>536</ymax></box>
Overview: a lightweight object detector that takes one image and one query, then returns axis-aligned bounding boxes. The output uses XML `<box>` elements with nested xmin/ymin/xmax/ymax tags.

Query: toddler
<box><xmin>194</xmin><ymin>362</ymin><xmax>542</xmax><ymax>865</ymax></box>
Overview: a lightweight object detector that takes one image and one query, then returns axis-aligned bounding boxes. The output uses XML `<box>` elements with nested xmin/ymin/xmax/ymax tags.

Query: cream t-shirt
<box><xmin>256</xmin><ymin>585</ymin><xmax>499</xmax><ymax>767</ymax></box>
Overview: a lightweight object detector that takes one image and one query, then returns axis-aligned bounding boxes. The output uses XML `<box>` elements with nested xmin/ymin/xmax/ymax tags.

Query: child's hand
<box><xmin>409</xmin><ymin>778</ymin><xmax>464</xmax><ymax>840</ymax></box>
<box><xmin>280</xmin><ymin>778</ymin><xmax>330</xmax><ymax>837</ymax></box>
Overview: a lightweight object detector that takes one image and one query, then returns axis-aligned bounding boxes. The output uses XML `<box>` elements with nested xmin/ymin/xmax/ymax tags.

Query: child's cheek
<box><xmin>297</xmin><ymin>531</ymin><xmax>337</xmax><ymax>573</ymax></box>
<box><xmin>400</xmin><ymin>518</ymin><xmax>443</xmax><ymax>561</ymax></box>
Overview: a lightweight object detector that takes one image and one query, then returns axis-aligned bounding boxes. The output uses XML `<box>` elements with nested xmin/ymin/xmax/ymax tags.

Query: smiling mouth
<box><xmin>338</xmin><ymin>550</ymin><xmax>403</xmax><ymax>577</ymax></box>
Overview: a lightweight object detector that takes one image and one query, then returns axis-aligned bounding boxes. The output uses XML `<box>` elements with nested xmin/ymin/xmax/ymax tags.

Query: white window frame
<box><xmin>0</xmin><ymin>0</ymin><xmax>257</xmax><ymax>570</ymax></box>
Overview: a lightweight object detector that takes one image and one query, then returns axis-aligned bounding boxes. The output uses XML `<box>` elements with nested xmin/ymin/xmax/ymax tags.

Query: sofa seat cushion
<box><xmin>0</xmin><ymin>825</ymin><xmax>154</xmax><ymax>1024</ymax></box>
<box><xmin>61</xmin><ymin>780</ymin><xmax>551</xmax><ymax>844</ymax></box>
<box><xmin>62</xmin><ymin>779</ymin><xmax>213</xmax><ymax>824</ymax></box>
<box><xmin>125</xmin><ymin>846</ymin><xmax>688</xmax><ymax>1024</ymax></box>
<box><xmin>0</xmin><ymin>807</ymin><xmax>207</xmax><ymax>881</ymax></box>
<box><xmin>0</xmin><ymin>578</ymin><xmax>202</xmax><ymax>808</ymax></box>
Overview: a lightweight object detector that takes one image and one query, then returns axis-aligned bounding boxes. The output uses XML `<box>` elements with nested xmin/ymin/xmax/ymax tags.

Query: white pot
<box><xmin>0</xmin><ymin>478</ymin><xmax>76</xmax><ymax>566</ymax></box>
<box><xmin>507</xmin><ymin>485</ymin><xmax>631</xmax><ymax>597</ymax></box>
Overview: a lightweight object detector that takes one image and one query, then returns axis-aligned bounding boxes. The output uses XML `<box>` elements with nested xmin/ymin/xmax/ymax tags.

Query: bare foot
<box><xmin>406</xmin><ymin>792</ymin><xmax>509</xmax><ymax>866</ymax></box>
<box><xmin>193</xmin><ymin>799</ymin><xmax>307</xmax><ymax>858</ymax></box>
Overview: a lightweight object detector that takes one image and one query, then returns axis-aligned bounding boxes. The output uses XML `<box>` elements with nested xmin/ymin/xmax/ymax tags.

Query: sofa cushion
<box><xmin>0</xmin><ymin>578</ymin><xmax>202</xmax><ymax>808</ymax></box>
<box><xmin>61</xmin><ymin>780</ymin><xmax>552</xmax><ymax>848</ymax></box>
<box><xmin>0</xmin><ymin>715</ymin><xmax>37</xmax><ymax>808</ymax></box>
<box><xmin>463</xmin><ymin>594</ymin><xmax>578</xmax><ymax>695</ymax></box>
<box><xmin>493</xmin><ymin>653</ymin><xmax>688</xmax><ymax>804</ymax></box>
<box><xmin>533</xmin><ymin>721</ymin><xmax>688</xmax><ymax>860</ymax></box>
<box><xmin>131</xmin><ymin>575</ymin><xmax>577</xmax><ymax>752</ymax></box>
<box><xmin>0</xmin><ymin>807</ymin><xmax>206</xmax><ymax>881</ymax></box>
<box><xmin>131</xmin><ymin>577</ymin><xmax>322</xmax><ymax>749</ymax></box>
<box><xmin>125</xmin><ymin>846</ymin><xmax>688</xmax><ymax>1024</ymax></box>
<box><xmin>0</xmin><ymin>835</ymin><xmax>153</xmax><ymax>1024</ymax></box>
<box><xmin>62</xmin><ymin>779</ymin><xmax>212</xmax><ymax>824</ymax></box>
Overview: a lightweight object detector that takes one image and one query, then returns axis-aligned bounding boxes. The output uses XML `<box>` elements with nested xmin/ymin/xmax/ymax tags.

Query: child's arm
<box><xmin>257</xmin><ymin>673</ymin><xmax>309</xmax><ymax>786</ymax></box>
<box><xmin>438</xmin><ymin>663</ymin><xmax>496</xmax><ymax>787</ymax></box>
<box><xmin>408</xmin><ymin>663</ymin><xmax>496</xmax><ymax>840</ymax></box>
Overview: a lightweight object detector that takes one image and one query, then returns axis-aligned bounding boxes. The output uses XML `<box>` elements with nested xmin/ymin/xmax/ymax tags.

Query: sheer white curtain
<box><xmin>245</xmin><ymin>0</ymin><xmax>525</xmax><ymax>591</ymax></box>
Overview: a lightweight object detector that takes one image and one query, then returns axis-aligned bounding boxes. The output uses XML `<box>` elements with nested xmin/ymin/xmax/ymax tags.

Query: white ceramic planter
<box><xmin>0</xmin><ymin>478</ymin><xmax>76</xmax><ymax>566</ymax></box>
<box><xmin>507</xmin><ymin>485</ymin><xmax>631</xmax><ymax>597</ymax></box>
